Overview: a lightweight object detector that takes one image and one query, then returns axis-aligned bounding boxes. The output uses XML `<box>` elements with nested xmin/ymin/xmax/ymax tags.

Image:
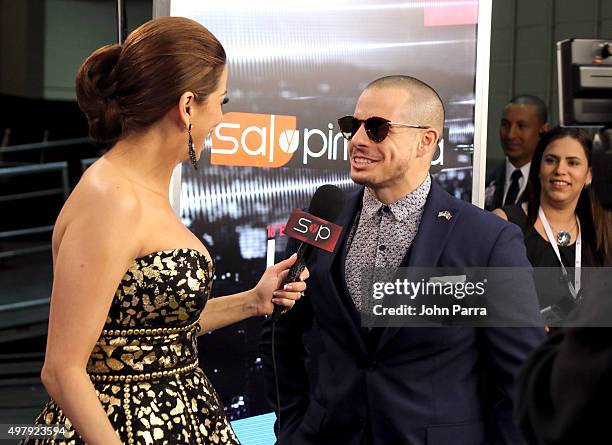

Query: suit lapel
<box><xmin>406</xmin><ymin>181</ymin><xmax>461</xmax><ymax>267</ymax></box>
<box><xmin>312</xmin><ymin>188</ymin><xmax>368</xmax><ymax>355</ymax></box>
<box><xmin>376</xmin><ymin>181</ymin><xmax>462</xmax><ymax>352</ymax></box>
<box><xmin>493</xmin><ymin>164</ymin><xmax>506</xmax><ymax>209</ymax></box>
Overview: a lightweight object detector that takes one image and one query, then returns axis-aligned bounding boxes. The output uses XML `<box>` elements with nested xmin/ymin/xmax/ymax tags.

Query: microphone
<box><xmin>271</xmin><ymin>184</ymin><xmax>346</xmax><ymax>321</ymax></box>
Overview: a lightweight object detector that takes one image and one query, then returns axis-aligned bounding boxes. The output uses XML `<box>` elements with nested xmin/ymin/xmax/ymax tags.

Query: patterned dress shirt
<box><xmin>345</xmin><ymin>175</ymin><xmax>431</xmax><ymax>311</ymax></box>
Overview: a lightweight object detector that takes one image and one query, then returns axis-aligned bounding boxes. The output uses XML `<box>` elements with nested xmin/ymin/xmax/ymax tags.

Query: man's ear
<box><xmin>417</xmin><ymin>128</ymin><xmax>440</xmax><ymax>159</ymax></box>
<box><xmin>540</xmin><ymin>123</ymin><xmax>551</xmax><ymax>135</ymax></box>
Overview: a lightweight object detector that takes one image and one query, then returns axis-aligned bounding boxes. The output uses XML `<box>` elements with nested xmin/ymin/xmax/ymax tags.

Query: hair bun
<box><xmin>75</xmin><ymin>17</ymin><xmax>227</xmax><ymax>145</ymax></box>
<box><xmin>76</xmin><ymin>44</ymin><xmax>123</xmax><ymax>142</ymax></box>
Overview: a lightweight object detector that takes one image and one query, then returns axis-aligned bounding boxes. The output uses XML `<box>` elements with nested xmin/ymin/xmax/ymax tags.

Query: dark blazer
<box><xmin>485</xmin><ymin>160</ymin><xmax>529</xmax><ymax>211</ymax></box>
<box><xmin>260</xmin><ymin>180</ymin><xmax>544</xmax><ymax>445</ymax></box>
<box><xmin>515</xmin><ymin>273</ymin><xmax>612</xmax><ymax>445</ymax></box>
<box><xmin>485</xmin><ymin>161</ymin><xmax>506</xmax><ymax>211</ymax></box>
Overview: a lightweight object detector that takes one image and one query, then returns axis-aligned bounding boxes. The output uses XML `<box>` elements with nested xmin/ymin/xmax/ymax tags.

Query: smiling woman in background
<box><xmin>514</xmin><ymin>128</ymin><xmax>612</xmax><ymax>445</ymax></box>
<box><xmin>493</xmin><ymin>126</ymin><xmax>596</xmax><ymax>324</ymax></box>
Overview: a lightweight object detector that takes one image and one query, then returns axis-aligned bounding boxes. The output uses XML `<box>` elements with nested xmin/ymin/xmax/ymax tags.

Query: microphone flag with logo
<box><xmin>271</xmin><ymin>184</ymin><xmax>346</xmax><ymax>321</ymax></box>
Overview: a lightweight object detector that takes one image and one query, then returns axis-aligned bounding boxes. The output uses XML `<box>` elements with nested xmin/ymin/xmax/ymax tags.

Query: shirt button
<box><xmin>379</xmin><ymin>245</ymin><xmax>386</xmax><ymax>251</ymax></box>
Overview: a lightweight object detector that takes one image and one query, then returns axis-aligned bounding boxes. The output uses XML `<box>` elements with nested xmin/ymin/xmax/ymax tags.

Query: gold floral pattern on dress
<box><xmin>22</xmin><ymin>249</ymin><xmax>240</xmax><ymax>445</ymax></box>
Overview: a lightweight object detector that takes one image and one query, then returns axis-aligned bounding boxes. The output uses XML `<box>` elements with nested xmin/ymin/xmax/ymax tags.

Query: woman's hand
<box><xmin>253</xmin><ymin>253</ymin><xmax>310</xmax><ymax>316</ymax></box>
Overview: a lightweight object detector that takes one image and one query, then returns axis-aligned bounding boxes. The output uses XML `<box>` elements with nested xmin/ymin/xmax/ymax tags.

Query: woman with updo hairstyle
<box><xmin>22</xmin><ymin>17</ymin><xmax>306</xmax><ymax>445</ymax></box>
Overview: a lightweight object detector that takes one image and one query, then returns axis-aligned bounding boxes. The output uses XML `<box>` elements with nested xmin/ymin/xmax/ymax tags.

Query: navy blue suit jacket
<box><xmin>485</xmin><ymin>161</ymin><xmax>506</xmax><ymax>211</ymax></box>
<box><xmin>260</xmin><ymin>180</ymin><xmax>544</xmax><ymax>445</ymax></box>
<box><xmin>484</xmin><ymin>161</ymin><xmax>527</xmax><ymax>211</ymax></box>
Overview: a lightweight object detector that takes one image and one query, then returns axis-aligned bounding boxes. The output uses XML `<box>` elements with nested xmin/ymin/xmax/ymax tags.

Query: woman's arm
<box><xmin>198</xmin><ymin>254</ymin><xmax>307</xmax><ymax>333</ymax></box>
<box><xmin>41</xmin><ymin>185</ymin><xmax>142</xmax><ymax>445</ymax></box>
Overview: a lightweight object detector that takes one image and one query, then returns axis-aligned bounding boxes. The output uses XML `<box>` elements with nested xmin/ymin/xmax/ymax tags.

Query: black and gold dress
<box><xmin>24</xmin><ymin>248</ymin><xmax>240</xmax><ymax>445</ymax></box>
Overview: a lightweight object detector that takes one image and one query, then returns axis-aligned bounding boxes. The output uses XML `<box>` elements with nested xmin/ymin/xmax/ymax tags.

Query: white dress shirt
<box><xmin>502</xmin><ymin>158</ymin><xmax>531</xmax><ymax>205</ymax></box>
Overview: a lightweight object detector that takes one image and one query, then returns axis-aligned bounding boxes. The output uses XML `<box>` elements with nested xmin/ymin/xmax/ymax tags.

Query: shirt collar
<box><xmin>505</xmin><ymin>158</ymin><xmax>531</xmax><ymax>181</ymax></box>
<box><xmin>362</xmin><ymin>175</ymin><xmax>432</xmax><ymax>221</ymax></box>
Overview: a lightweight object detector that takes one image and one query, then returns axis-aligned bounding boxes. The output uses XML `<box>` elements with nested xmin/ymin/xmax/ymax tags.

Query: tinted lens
<box><xmin>364</xmin><ymin>117</ymin><xmax>390</xmax><ymax>143</ymax></box>
<box><xmin>338</xmin><ymin>116</ymin><xmax>360</xmax><ymax>141</ymax></box>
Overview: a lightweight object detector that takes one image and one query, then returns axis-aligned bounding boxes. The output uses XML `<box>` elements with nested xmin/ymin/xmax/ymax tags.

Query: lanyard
<box><xmin>538</xmin><ymin>207</ymin><xmax>581</xmax><ymax>299</ymax></box>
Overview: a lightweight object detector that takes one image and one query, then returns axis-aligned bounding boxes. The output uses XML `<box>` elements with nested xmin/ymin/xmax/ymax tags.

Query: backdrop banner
<box><xmin>160</xmin><ymin>0</ymin><xmax>487</xmax><ymax>439</ymax></box>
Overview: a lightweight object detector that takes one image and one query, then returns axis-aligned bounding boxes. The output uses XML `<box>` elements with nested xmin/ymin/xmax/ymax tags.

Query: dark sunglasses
<box><xmin>337</xmin><ymin>115</ymin><xmax>431</xmax><ymax>143</ymax></box>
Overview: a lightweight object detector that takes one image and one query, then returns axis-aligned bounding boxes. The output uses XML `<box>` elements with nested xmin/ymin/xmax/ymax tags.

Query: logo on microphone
<box><xmin>285</xmin><ymin>209</ymin><xmax>343</xmax><ymax>253</ymax></box>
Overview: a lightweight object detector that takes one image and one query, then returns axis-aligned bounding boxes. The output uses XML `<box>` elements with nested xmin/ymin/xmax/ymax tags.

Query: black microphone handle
<box><xmin>271</xmin><ymin>242</ymin><xmax>314</xmax><ymax>322</ymax></box>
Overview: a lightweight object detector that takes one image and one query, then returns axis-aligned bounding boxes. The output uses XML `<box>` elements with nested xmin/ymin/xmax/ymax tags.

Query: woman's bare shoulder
<box><xmin>77</xmin><ymin>161</ymin><xmax>139</xmax><ymax>203</ymax></box>
<box><xmin>52</xmin><ymin>160</ymin><xmax>143</xmax><ymax>255</ymax></box>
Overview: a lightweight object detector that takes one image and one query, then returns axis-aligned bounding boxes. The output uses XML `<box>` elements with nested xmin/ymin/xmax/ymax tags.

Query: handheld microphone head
<box><xmin>308</xmin><ymin>184</ymin><xmax>347</xmax><ymax>222</ymax></box>
<box><xmin>271</xmin><ymin>184</ymin><xmax>346</xmax><ymax>322</ymax></box>
<box><xmin>283</xmin><ymin>185</ymin><xmax>347</xmax><ymax>253</ymax></box>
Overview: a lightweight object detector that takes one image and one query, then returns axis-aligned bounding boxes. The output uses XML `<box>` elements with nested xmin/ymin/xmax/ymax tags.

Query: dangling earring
<box><xmin>188</xmin><ymin>123</ymin><xmax>198</xmax><ymax>170</ymax></box>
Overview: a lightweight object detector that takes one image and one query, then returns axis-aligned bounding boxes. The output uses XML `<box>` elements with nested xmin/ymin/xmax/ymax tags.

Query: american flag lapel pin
<box><xmin>437</xmin><ymin>210</ymin><xmax>452</xmax><ymax>220</ymax></box>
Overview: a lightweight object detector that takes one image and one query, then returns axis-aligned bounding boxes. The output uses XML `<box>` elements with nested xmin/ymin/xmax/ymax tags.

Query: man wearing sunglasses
<box><xmin>261</xmin><ymin>76</ymin><xmax>543</xmax><ymax>445</ymax></box>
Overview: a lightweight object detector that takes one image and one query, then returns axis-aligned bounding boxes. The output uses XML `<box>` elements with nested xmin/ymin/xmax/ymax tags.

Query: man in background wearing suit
<box><xmin>260</xmin><ymin>76</ymin><xmax>543</xmax><ymax>445</ymax></box>
<box><xmin>484</xmin><ymin>95</ymin><xmax>550</xmax><ymax>211</ymax></box>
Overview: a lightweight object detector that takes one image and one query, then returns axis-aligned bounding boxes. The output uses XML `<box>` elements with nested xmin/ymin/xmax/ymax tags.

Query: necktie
<box><xmin>504</xmin><ymin>169</ymin><xmax>523</xmax><ymax>206</ymax></box>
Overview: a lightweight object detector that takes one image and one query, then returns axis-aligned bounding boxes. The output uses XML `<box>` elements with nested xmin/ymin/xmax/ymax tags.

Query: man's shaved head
<box><xmin>506</xmin><ymin>95</ymin><xmax>547</xmax><ymax>124</ymax></box>
<box><xmin>366</xmin><ymin>75</ymin><xmax>445</xmax><ymax>135</ymax></box>
<box><xmin>350</xmin><ymin>75</ymin><xmax>445</xmax><ymax>203</ymax></box>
